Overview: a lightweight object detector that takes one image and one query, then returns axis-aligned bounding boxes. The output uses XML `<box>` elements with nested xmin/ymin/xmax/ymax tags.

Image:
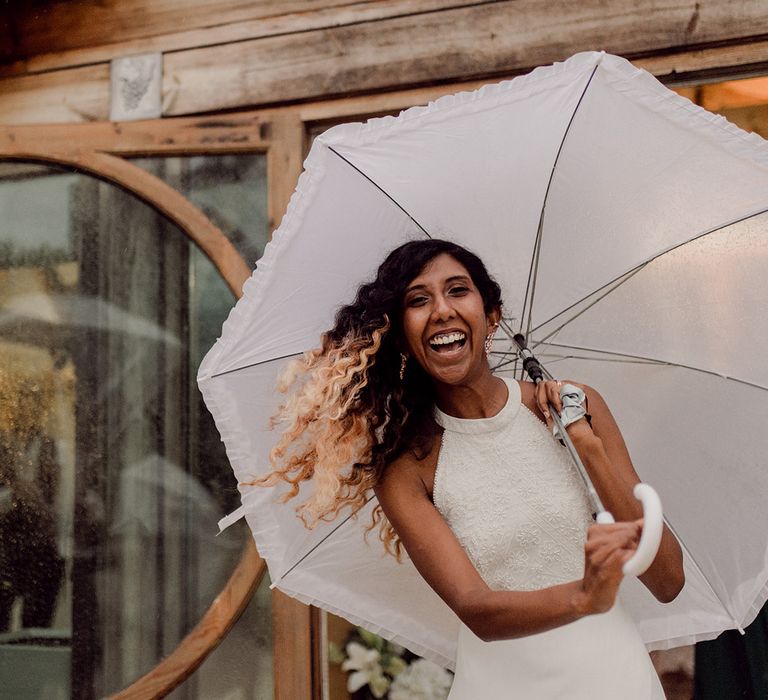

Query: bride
<box><xmin>257</xmin><ymin>238</ymin><xmax>685</xmax><ymax>698</ymax></box>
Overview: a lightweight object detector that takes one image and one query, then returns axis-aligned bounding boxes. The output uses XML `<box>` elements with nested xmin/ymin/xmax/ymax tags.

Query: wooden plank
<box><xmin>5</xmin><ymin>0</ymin><xmax>361</xmax><ymax>60</ymax></box>
<box><xmin>0</xmin><ymin>113</ymin><xmax>271</xmax><ymax>154</ymax></box>
<box><xmin>272</xmin><ymin>590</ymin><xmax>316</xmax><ymax>700</ymax></box>
<box><xmin>157</xmin><ymin>0</ymin><xmax>768</xmax><ymax>116</ymax></box>
<box><xmin>0</xmin><ymin>7</ymin><xmax>15</xmax><ymax>62</ymax></box>
<box><xmin>327</xmin><ymin>613</ymin><xmax>355</xmax><ymax>699</ymax></box>
<box><xmin>5</xmin><ymin>1</ymin><xmax>768</xmax><ymax>125</ymax></box>
<box><xmin>267</xmin><ymin>115</ymin><xmax>305</xmax><ymax>233</ymax></box>
<box><xmin>0</xmin><ymin>1</ymin><xmax>483</xmax><ymax>78</ymax></box>
<box><xmin>0</xmin><ymin>64</ymin><xmax>108</xmax><ymax>124</ymax></box>
<box><xmin>635</xmin><ymin>40</ymin><xmax>768</xmax><ymax>84</ymax></box>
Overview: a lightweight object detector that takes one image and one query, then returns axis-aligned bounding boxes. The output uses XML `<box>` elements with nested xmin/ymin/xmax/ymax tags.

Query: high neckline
<box><xmin>433</xmin><ymin>377</ymin><xmax>521</xmax><ymax>434</ymax></box>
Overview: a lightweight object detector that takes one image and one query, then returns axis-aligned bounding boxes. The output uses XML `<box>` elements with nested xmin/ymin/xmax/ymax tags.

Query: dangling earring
<box><xmin>399</xmin><ymin>353</ymin><xmax>408</xmax><ymax>380</ymax></box>
<box><xmin>484</xmin><ymin>325</ymin><xmax>497</xmax><ymax>356</ymax></box>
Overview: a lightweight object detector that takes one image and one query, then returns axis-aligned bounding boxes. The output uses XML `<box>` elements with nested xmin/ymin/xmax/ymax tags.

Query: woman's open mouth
<box><xmin>428</xmin><ymin>331</ymin><xmax>467</xmax><ymax>354</ymax></box>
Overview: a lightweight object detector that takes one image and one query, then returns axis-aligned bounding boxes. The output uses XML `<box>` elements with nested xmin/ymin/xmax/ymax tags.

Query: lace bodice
<box><xmin>433</xmin><ymin>378</ymin><xmax>593</xmax><ymax>592</ymax></box>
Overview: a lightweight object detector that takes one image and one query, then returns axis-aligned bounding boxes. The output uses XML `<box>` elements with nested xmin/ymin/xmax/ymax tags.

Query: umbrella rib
<box><xmin>327</xmin><ymin>146</ymin><xmax>432</xmax><ymax>238</ymax></box>
<box><xmin>209</xmin><ymin>351</ymin><xmax>303</xmax><ymax>379</ymax></box>
<box><xmin>520</xmin><ymin>59</ymin><xmax>602</xmax><ymax>337</ymax></box>
<box><xmin>531</xmin><ymin>265</ymin><xmax>647</xmax><ymax>346</ymax></box>
<box><xmin>492</xmin><ymin>351</ymin><xmax>662</xmax><ymax>366</ymax></box>
<box><xmin>272</xmin><ymin>495</ymin><xmax>376</xmax><ymax>587</ymax></box>
<box><xmin>528</xmin><ymin>203</ymin><xmax>768</xmax><ymax>338</ymax></box>
<box><xmin>537</xmin><ymin>341</ymin><xmax>768</xmax><ymax>393</ymax></box>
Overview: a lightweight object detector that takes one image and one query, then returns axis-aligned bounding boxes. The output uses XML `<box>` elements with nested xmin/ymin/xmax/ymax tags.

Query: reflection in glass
<box><xmin>0</xmin><ymin>158</ymin><xmax>270</xmax><ymax>699</ymax></box>
<box><xmin>132</xmin><ymin>154</ymin><xmax>269</xmax><ymax>267</ymax></box>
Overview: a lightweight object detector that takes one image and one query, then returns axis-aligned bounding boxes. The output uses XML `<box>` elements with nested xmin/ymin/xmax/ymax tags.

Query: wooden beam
<box><xmin>156</xmin><ymin>0</ymin><xmax>768</xmax><ymax>116</ymax></box>
<box><xmin>634</xmin><ymin>40</ymin><xmax>768</xmax><ymax>84</ymax></box>
<box><xmin>0</xmin><ymin>0</ymin><xmax>480</xmax><ymax>78</ymax></box>
<box><xmin>0</xmin><ymin>63</ymin><xmax>108</xmax><ymax>124</ymax></box>
<box><xmin>267</xmin><ymin>114</ymin><xmax>305</xmax><ymax>233</ymax></box>
<box><xmin>272</xmin><ymin>590</ymin><xmax>316</xmax><ymax>700</ymax></box>
<box><xmin>4</xmin><ymin>0</ymin><xmax>362</xmax><ymax>61</ymax></box>
<box><xmin>0</xmin><ymin>113</ymin><xmax>272</xmax><ymax>155</ymax></box>
<box><xmin>4</xmin><ymin>1</ymin><xmax>768</xmax><ymax>125</ymax></box>
<box><xmin>0</xmin><ymin>7</ymin><xmax>15</xmax><ymax>63</ymax></box>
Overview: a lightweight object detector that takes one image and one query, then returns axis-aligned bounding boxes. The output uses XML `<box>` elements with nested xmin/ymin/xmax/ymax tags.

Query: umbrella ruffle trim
<box><xmin>320</xmin><ymin>51</ymin><xmax>768</xmax><ymax>170</ymax></box>
<box><xmin>197</xmin><ymin>141</ymin><xmax>331</xmax><ymax>379</ymax></box>
<box><xmin>274</xmin><ymin>581</ymin><xmax>458</xmax><ymax>671</ymax></box>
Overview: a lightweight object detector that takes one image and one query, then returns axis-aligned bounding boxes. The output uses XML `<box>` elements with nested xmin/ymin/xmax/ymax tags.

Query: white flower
<box><xmin>341</xmin><ymin>642</ymin><xmax>390</xmax><ymax>697</ymax></box>
<box><xmin>389</xmin><ymin>658</ymin><xmax>453</xmax><ymax>700</ymax></box>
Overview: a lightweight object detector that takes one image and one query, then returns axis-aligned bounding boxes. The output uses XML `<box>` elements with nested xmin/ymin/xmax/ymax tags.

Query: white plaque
<box><xmin>110</xmin><ymin>53</ymin><xmax>163</xmax><ymax>121</ymax></box>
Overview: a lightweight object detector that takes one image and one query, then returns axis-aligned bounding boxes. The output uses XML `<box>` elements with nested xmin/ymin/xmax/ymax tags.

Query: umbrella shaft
<box><xmin>546</xmin><ymin>401</ymin><xmax>608</xmax><ymax>518</ymax></box>
<box><xmin>511</xmin><ymin>333</ymin><xmax>608</xmax><ymax>518</ymax></box>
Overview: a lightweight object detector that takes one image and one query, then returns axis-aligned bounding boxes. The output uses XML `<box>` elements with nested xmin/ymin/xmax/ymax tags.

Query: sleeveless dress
<box><xmin>433</xmin><ymin>378</ymin><xmax>665</xmax><ymax>699</ymax></box>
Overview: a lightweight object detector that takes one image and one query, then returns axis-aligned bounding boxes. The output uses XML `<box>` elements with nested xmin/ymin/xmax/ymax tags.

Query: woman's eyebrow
<box><xmin>445</xmin><ymin>275</ymin><xmax>471</xmax><ymax>284</ymax></box>
<box><xmin>406</xmin><ymin>274</ymin><xmax>471</xmax><ymax>293</ymax></box>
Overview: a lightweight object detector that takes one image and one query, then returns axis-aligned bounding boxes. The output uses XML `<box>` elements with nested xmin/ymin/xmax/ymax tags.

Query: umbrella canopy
<box><xmin>198</xmin><ymin>51</ymin><xmax>768</xmax><ymax>669</ymax></box>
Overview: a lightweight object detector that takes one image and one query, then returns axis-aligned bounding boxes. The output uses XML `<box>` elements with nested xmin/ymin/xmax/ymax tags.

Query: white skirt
<box><xmin>448</xmin><ymin>601</ymin><xmax>665</xmax><ymax>699</ymax></box>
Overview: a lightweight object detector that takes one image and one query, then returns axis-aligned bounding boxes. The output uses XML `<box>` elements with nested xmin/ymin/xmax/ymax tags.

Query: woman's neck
<box><xmin>433</xmin><ymin>371</ymin><xmax>508</xmax><ymax>419</ymax></box>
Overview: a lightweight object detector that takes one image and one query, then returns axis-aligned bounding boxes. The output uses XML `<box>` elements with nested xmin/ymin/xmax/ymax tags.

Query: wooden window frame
<box><xmin>0</xmin><ymin>112</ymin><xmax>310</xmax><ymax>699</ymax></box>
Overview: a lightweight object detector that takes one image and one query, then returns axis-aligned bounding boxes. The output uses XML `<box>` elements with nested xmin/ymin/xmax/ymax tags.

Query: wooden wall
<box><xmin>3</xmin><ymin>0</ymin><xmax>768</xmax><ymax>124</ymax></box>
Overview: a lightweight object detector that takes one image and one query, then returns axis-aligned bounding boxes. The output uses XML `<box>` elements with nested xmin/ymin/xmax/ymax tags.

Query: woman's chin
<box><xmin>425</xmin><ymin>358</ymin><xmax>484</xmax><ymax>387</ymax></box>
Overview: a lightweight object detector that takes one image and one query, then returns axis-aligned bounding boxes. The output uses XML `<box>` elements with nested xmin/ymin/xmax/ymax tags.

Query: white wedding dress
<box><xmin>433</xmin><ymin>378</ymin><xmax>665</xmax><ymax>699</ymax></box>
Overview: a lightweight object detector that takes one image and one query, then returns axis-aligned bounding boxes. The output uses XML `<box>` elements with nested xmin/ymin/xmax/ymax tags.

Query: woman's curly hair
<box><xmin>248</xmin><ymin>239</ymin><xmax>502</xmax><ymax>559</ymax></box>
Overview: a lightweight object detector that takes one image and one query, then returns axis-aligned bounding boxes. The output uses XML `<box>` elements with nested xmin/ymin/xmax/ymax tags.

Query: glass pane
<box><xmin>0</xmin><ymin>158</ymin><xmax>270</xmax><ymax>699</ymax></box>
<box><xmin>168</xmin><ymin>522</ymin><xmax>273</xmax><ymax>700</ymax></box>
<box><xmin>132</xmin><ymin>155</ymin><xmax>269</xmax><ymax>267</ymax></box>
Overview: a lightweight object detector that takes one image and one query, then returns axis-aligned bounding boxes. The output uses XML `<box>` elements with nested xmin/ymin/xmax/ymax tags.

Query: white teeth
<box><xmin>429</xmin><ymin>332</ymin><xmax>466</xmax><ymax>346</ymax></box>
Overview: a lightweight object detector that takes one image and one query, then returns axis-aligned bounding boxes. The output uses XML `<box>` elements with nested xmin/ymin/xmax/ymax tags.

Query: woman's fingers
<box><xmin>585</xmin><ymin>521</ymin><xmax>643</xmax><ymax>565</ymax></box>
<box><xmin>580</xmin><ymin>519</ymin><xmax>644</xmax><ymax>614</ymax></box>
<box><xmin>535</xmin><ymin>379</ymin><xmax>565</xmax><ymax>421</ymax></box>
<box><xmin>587</xmin><ymin>535</ymin><xmax>639</xmax><ymax>567</ymax></box>
<box><xmin>585</xmin><ymin>520</ymin><xmax>643</xmax><ymax>545</ymax></box>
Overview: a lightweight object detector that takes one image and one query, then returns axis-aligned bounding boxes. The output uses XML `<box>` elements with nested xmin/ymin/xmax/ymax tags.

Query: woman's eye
<box><xmin>449</xmin><ymin>286</ymin><xmax>468</xmax><ymax>295</ymax></box>
<box><xmin>406</xmin><ymin>295</ymin><xmax>428</xmax><ymax>307</ymax></box>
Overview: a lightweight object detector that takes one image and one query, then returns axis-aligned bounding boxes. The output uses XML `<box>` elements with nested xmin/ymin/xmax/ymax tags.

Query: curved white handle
<box><xmin>594</xmin><ymin>483</ymin><xmax>663</xmax><ymax>577</ymax></box>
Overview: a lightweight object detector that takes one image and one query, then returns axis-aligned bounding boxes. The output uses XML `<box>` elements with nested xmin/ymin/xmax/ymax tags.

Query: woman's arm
<box><xmin>375</xmin><ymin>450</ymin><xmax>642</xmax><ymax>642</ymax></box>
<box><xmin>536</xmin><ymin>381</ymin><xmax>685</xmax><ymax>603</ymax></box>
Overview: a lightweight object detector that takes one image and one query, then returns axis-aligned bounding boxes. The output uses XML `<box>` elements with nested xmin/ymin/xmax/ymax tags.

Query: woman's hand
<box><xmin>575</xmin><ymin>520</ymin><xmax>642</xmax><ymax>615</ymax></box>
<box><xmin>535</xmin><ymin>379</ymin><xmax>597</xmax><ymax>445</ymax></box>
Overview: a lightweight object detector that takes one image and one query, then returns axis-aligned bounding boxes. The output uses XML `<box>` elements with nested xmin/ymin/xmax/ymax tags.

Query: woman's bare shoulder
<box><xmin>517</xmin><ymin>379</ymin><xmax>539</xmax><ymax>413</ymax></box>
<box><xmin>375</xmin><ymin>433</ymin><xmax>442</xmax><ymax>503</ymax></box>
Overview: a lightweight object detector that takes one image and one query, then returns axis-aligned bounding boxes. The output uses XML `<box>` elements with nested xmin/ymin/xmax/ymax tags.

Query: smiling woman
<box><xmin>401</xmin><ymin>253</ymin><xmax>500</xmax><ymax>391</ymax></box>
<box><xmin>250</xmin><ymin>238</ymin><xmax>683</xmax><ymax>698</ymax></box>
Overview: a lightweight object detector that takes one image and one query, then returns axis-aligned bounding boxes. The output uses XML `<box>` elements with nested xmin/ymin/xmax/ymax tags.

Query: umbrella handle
<box><xmin>595</xmin><ymin>483</ymin><xmax>664</xmax><ymax>577</ymax></box>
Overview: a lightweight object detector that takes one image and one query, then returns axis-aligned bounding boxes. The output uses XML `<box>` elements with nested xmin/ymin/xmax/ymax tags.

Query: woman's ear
<box><xmin>487</xmin><ymin>305</ymin><xmax>502</xmax><ymax>329</ymax></box>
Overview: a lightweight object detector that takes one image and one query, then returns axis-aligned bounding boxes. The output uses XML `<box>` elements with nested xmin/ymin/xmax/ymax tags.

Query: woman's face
<box><xmin>401</xmin><ymin>253</ymin><xmax>498</xmax><ymax>387</ymax></box>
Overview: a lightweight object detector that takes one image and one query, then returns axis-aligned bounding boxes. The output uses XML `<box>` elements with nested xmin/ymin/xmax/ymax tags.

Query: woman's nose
<box><xmin>431</xmin><ymin>294</ymin><xmax>455</xmax><ymax>321</ymax></box>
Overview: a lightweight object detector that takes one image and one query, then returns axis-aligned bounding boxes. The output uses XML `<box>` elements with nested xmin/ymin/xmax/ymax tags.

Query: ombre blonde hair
<box><xmin>248</xmin><ymin>240</ymin><xmax>502</xmax><ymax>559</ymax></box>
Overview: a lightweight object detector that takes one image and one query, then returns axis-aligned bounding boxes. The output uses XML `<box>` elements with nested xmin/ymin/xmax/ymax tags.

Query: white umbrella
<box><xmin>198</xmin><ymin>51</ymin><xmax>768</xmax><ymax>669</ymax></box>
